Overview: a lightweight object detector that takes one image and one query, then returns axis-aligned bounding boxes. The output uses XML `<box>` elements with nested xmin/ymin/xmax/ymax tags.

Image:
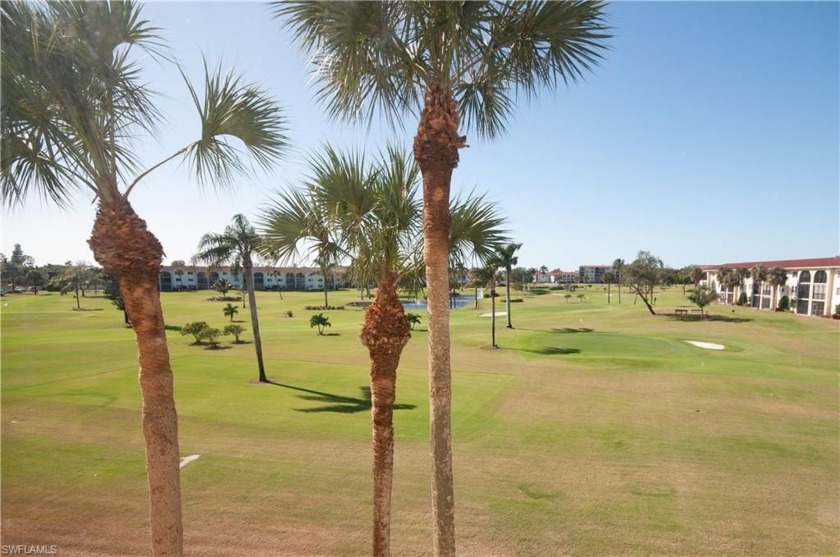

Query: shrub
<box><xmin>304</xmin><ymin>305</ymin><xmax>345</xmax><ymax>310</ymax></box>
<box><xmin>199</xmin><ymin>326</ymin><xmax>222</xmax><ymax>349</ymax></box>
<box><xmin>223</xmin><ymin>324</ymin><xmax>246</xmax><ymax>343</ymax></box>
<box><xmin>285</xmin><ymin>310</ymin><xmax>294</xmax><ymax>318</ymax></box>
<box><xmin>181</xmin><ymin>321</ymin><xmax>209</xmax><ymax>344</ymax></box>
<box><xmin>737</xmin><ymin>292</ymin><xmax>748</xmax><ymax>306</ymax></box>
<box><xmin>777</xmin><ymin>295</ymin><xmax>790</xmax><ymax>312</ymax></box>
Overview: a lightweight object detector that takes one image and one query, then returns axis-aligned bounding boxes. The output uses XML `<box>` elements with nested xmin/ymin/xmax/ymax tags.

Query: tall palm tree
<box><xmin>1</xmin><ymin>3</ymin><xmax>287</xmax><ymax>554</ymax></box>
<box><xmin>274</xmin><ymin>4</ymin><xmax>609</xmax><ymax>552</ymax></box>
<box><xmin>767</xmin><ymin>266</ymin><xmax>788</xmax><ymax>310</ymax></box>
<box><xmin>496</xmin><ymin>242</ymin><xmax>521</xmax><ymax>329</ymax></box>
<box><xmin>260</xmin><ymin>144</ymin><xmax>505</xmax><ymax>557</ymax></box>
<box><xmin>750</xmin><ymin>264</ymin><xmax>769</xmax><ymax>309</ymax></box>
<box><xmin>194</xmin><ymin>214</ymin><xmax>270</xmax><ymax>383</ymax></box>
<box><xmin>612</xmin><ymin>258</ymin><xmax>625</xmax><ymax>304</ymax></box>
<box><xmin>602</xmin><ymin>270</ymin><xmax>615</xmax><ymax>304</ymax></box>
<box><xmin>735</xmin><ymin>267</ymin><xmax>751</xmax><ymax>305</ymax></box>
<box><xmin>473</xmin><ymin>264</ymin><xmax>500</xmax><ymax>348</ymax></box>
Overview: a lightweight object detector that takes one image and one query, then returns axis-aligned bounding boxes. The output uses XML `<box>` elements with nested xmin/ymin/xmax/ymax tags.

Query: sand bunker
<box><xmin>479</xmin><ymin>311</ymin><xmax>507</xmax><ymax>318</ymax></box>
<box><xmin>180</xmin><ymin>454</ymin><xmax>200</xmax><ymax>468</ymax></box>
<box><xmin>685</xmin><ymin>340</ymin><xmax>725</xmax><ymax>350</ymax></box>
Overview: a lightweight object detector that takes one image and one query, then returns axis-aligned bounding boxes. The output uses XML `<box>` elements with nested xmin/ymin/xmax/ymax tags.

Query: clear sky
<box><xmin>2</xmin><ymin>1</ymin><xmax>838</xmax><ymax>271</ymax></box>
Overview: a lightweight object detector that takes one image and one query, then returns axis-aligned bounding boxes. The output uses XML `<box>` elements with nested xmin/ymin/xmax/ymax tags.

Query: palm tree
<box><xmin>1</xmin><ymin>3</ymin><xmax>287</xmax><ymax>553</ymax></box>
<box><xmin>750</xmin><ymin>264</ymin><xmax>769</xmax><ymax>309</ymax></box>
<box><xmin>472</xmin><ymin>264</ymin><xmax>500</xmax><ymax>348</ymax></box>
<box><xmin>194</xmin><ymin>215</ymin><xmax>271</xmax><ymax>383</ymax></box>
<box><xmin>260</xmin><ymin>144</ymin><xmax>505</xmax><ymax>557</ymax></box>
<box><xmin>768</xmin><ymin>266</ymin><xmax>788</xmax><ymax>310</ymax></box>
<box><xmin>613</xmin><ymin>258</ymin><xmax>625</xmax><ymax>304</ymax></box>
<box><xmin>274</xmin><ymin>5</ymin><xmax>610</xmax><ymax>552</ymax></box>
<box><xmin>495</xmin><ymin>242</ymin><xmax>522</xmax><ymax>329</ymax></box>
<box><xmin>602</xmin><ymin>270</ymin><xmax>615</xmax><ymax>304</ymax></box>
<box><xmin>213</xmin><ymin>278</ymin><xmax>234</xmax><ymax>298</ymax></box>
<box><xmin>223</xmin><ymin>302</ymin><xmax>239</xmax><ymax>322</ymax></box>
<box><xmin>735</xmin><ymin>267</ymin><xmax>751</xmax><ymax>305</ymax></box>
<box><xmin>309</xmin><ymin>312</ymin><xmax>332</xmax><ymax>335</ymax></box>
<box><xmin>268</xmin><ymin>268</ymin><xmax>284</xmax><ymax>298</ymax></box>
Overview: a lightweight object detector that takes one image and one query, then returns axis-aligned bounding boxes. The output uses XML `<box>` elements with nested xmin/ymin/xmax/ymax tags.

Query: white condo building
<box><xmin>158</xmin><ymin>265</ymin><xmax>345</xmax><ymax>292</ymax></box>
<box><xmin>700</xmin><ymin>257</ymin><xmax>840</xmax><ymax>317</ymax></box>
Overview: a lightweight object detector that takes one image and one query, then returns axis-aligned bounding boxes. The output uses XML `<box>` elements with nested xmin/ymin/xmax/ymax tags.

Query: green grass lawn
<box><xmin>2</xmin><ymin>285</ymin><xmax>838</xmax><ymax>555</ymax></box>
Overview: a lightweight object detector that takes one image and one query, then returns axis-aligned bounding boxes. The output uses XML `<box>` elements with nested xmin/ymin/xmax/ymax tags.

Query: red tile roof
<box><xmin>700</xmin><ymin>257</ymin><xmax>840</xmax><ymax>271</ymax></box>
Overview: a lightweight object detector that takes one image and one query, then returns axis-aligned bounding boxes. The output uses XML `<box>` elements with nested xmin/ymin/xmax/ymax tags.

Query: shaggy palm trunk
<box><xmin>361</xmin><ymin>274</ymin><xmax>411</xmax><ymax>557</ymax></box>
<box><xmin>88</xmin><ymin>196</ymin><xmax>182</xmax><ymax>556</ymax></box>
<box><xmin>243</xmin><ymin>258</ymin><xmax>267</xmax><ymax>383</ymax></box>
<box><xmin>414</xmin><ymin>81</ymin><xmax>461</xmax><ymax>557</ymax></box>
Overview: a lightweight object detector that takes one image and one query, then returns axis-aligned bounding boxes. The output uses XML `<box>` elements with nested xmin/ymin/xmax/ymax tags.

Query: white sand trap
<box><xmin>685</xmin><ymin>340</ymin><xmax>725</xmax><ymax>350</ymax></box>
<box><xmin>479</xmin><ymin>311</ymin><xmax>507</xmax><ymax>317</ymax></box>
<box><xmin>180</xmin><ymin>454</ymin><xmax>200</xmax><ymax>469</ymax></box>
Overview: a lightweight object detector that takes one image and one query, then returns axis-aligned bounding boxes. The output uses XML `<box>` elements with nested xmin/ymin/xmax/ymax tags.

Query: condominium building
<box><xmin>158</xmin><ymin>265</ymin><xmax>345</xmax><ymax>293</ymax></box>
<box><xmin>699</xmin><ymin>257</ymin><xmax>840</xmax><ymax>317</ymax></box>
<box><xmin>578</xmin><ymin>265</ymin><xmax>613</xmax><ymax>284</ymax></box>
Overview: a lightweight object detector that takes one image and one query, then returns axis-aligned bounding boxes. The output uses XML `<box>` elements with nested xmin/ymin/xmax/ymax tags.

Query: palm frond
<box><xmin>181</xmin><ymin>60</ymin><xmax>289</xmax><ymax>188</ymax></box>
<box><xmin>449</xmin><ymin>191</ymin><xmax>509</xmax><ymax>267</ymax></box>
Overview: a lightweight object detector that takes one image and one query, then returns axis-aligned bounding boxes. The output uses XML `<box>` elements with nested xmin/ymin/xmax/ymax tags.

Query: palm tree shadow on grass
<box><xmin>266</xmin><ymin>381</ymin><xmax>417</xmax><ymax>414</ymax></box>
<box><xmin>550</xmin><ymin>327</ymin><xmax>594</xmax><ymax>334</ymax></box>
<box><xmin>513</xmin><ymin>346</ymin><xmax>581</xmax><ymax>356</ymax></box>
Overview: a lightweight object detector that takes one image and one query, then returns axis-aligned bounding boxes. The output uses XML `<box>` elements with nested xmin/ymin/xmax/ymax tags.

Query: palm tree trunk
<box><xmin>244</xmin><ymin>260</ymin><xmax>268</xmax><ymax>383</ymax></box>
<box><xmin>414</xmin><ymin>81</ymin><xmax>461</xmax><ymax>557</ymax></box>
<box><xmin>360</xmin><ymin>274</ymin><xmax>410</xmax><ymax>557</ymax></box>
<box><xmin>88</xmin><ymin>197</ymin><xmax>182</xmax><ymax>556</ymax></box>
<box><xmin>505</xmin><ymin>268</ymin><xmax>513</xmax><ymax>329</ymax></box>
<box><xmin>490</xmin><ymin>281</ymin><xmax>497</xmax><ymax>348</ymax></box>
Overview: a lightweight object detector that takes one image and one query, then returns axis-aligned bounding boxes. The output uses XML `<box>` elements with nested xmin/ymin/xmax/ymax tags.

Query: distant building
<box><xmin>158</xmin><ymin>265</ymin><xmax>346</xmax><ymax>293</ymax></box>
<box><xmin>550</xmin><ymin>270</ymin><xmax>579</xmax><ymax>284</ymax></box>
<box><xmin>699</xmin><ymin>257</ymin><xmax>840</xmax><ymax>317</ymax></box>
<box><xmin>579</xmin><ymin>265</ymin><xmax>613</xmax><ymax>284</ymax></box>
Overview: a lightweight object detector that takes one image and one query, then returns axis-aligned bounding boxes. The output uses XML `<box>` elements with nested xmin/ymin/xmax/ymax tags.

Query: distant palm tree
<box><xmin>1</xmin><ymin>3</ymin><xmax>287</xmax><ymax>551</ymax></box>
<box><xmin>274</xmin><ymin>4</ymin><xmax>610</xmax><ymax>551</ymax></box>
<box><xmin>735</xmin><ymin>267</ymin><xmax>751</xmax><ymax>304</ymax></box>
<box><xmin>195</xmin><ymin>215</ymin><xmax>270</xmax><ymax>383</ymax></box>
<box><xmin>268</xmin><ymin>268</ymin><xmax>284</xmax><ymax>298</ymax></box>
<box><xmin>496</xmin><ymin>243</ymin><xmax>522</xmax><ymax>329</ymax></box>
<box><xmin>613</xmin><ymin>258</ymin><xmax>625</xmax><ymax>304</ymax></box>
<box><xmin>750</xmin><ymin>264</ymin><xmax>769</xmax><ymax>308</ymax></box>
<box><xmin>602</xmin><ymin>270</ymin><xmax>615</xmax><ymax>304</ymax></box>
<box><xmin>309</xmin><ymin>313</ymin><xmax>332</xmax><ymax>335</ymax></box>
<box><xmin>767</xmin><ymin>266</ymin><xmax>788</xmax><ymax>310</ymax></box>
<box><xmin>213</xmin><ymin>278</ymin><xmax>234</xmax><ymax>298</ymax></box>
<box><xmin>223</xmin><ymin>303</ymin><xmax>239</xmax><ymax>322</ymax></box>
<box><xmin>473</xmin><ymin>265</ymin><xmax>500</xmax><ymax>348</ymax></box>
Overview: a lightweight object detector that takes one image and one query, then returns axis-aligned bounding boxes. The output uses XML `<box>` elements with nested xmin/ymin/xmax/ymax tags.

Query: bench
<box><xmin>675</xmin><ymin>309</ymin><xmax>689</xmax><ymax>314</ymax></box>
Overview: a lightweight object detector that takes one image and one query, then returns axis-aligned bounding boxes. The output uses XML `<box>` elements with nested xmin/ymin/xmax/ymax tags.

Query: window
<box><xmin>814</xmin><ymin>270</ymin><xmax>827</xmax><ymax>283</ymax></box>
<box><xmin>813</xmin><ymin>284</ymin><xmax>826</xmax><ymax>301</ymax></box>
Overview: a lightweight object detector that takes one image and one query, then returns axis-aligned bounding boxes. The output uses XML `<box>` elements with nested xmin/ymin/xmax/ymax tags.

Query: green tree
<box><xmin>103</xmin><ymin>274</ymin><xmax>129</xmax><ymax>325</ymax></box>
<box><xmin>602</xmin><ymin>270</ymin><xmax>615</xmax><ymax>303</ymax></box>
<box><xmin>495</xmin><ymin>243</ymin><xmax>522</xmax><ymax>329</ymax></box>
<box><xmin>181</xmin><ymin>321</ymin><xmax>210</xmax><ymax>345</ymax></box>
<box><xmin>261</xmin><ymin>144</ymin><xmax>505</xmax><ymax>555</ymax></box>
<box><xmin>735</xmin><ymin>267</ymin><xmax>751</xmax><ymax>305</ymax></box>
<box><xmin>767</xmin><ymin>266</ymin><xmax>788</xmax><ymax>310</ymax></box>
<box><xmin>612</xmin><ymin>258</ymin><xmax>625</xmax><ymax>304</ymax></box>
<box><xmin>687</xmin><ymin>286</ymin><xmax>718</xmax><ymax>315</ymax></box>
<box><xmin>212</xmin><ymin>278</ymin><xmax>234</xmax><ymax>298</ymax></box>
<box><xmin>407</xmin><ymin>313</ymin><xmax>422</xmax><ymax>331</ymax></box>
<box><xmin>223</xmin><ymin>303</ymin><xmax>239</xmax><ymax>322</ymax></box>
<box><xmin>472</xmin><ymin>265</ymin><xmax>500</xmax><ymax>348</ymax></box>
<box><xmin>198</xmin><ymin>326</ymin><xmax>222</xmax><ymax>349</ymax></box>
<box><xmin>274</xmin><ymin>5</ymin><xmax>609</xmax><ymax>552</ymax></box>
<box><xmin>309</xmin><ymin>313</ymin><xmax>331</xmax><ymax>335</ymax></box>
<box><xmin>224</xmin><ymin>323</ymin><xmax>247</xmax><ymax>343</ymax></box>
<box><xmin>750</xmin><ymin>264</ymin><xmax>769</xmax><ymax>308</ymax></box>
<box><xmin>195</xmin><ymin>215</ymin><xmax>271</xmax><ymax>383</ymax></box>
<box><xmin>1</xmin><ymin>3</ymin><xmax>288</xmax><ymax>551</ymax></box>
<box><xmin>624</xmin><ymin>251</ymin><xmax>664</xmax><ymax>315</ymax></box>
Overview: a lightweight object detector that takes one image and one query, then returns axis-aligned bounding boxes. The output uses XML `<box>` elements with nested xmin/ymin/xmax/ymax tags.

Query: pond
<box><xmin>402</xmin><ymin>295</ymin><xmax>474</xmax><ymax>311</ymax></box>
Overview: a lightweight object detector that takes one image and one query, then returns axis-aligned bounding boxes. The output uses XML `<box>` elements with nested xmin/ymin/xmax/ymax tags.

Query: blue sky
<box><xmin>2</xmin><ymin>1</ymin><xmax>838</xmax><ymax>271</ymax></box>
